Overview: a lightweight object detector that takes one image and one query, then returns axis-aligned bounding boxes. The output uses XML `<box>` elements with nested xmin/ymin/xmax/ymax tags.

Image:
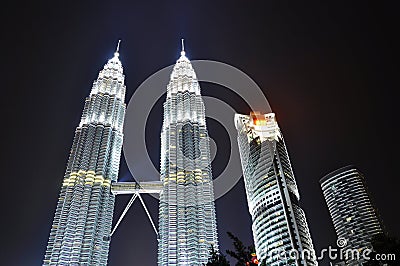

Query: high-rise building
<box><xmin>157</xmin><ymin>45</ymin><xmax>218</xmax><ymax>265</ymax></box>
<box><xmin>43</xmin><ymin>44</ymin><xmax>126</xmax><ymax>265</ymax></box>
<box><xmin>235</xmin><ymin>112</ymin><xmax>317</xmax><ymax>265</ymax></box>
<box><xmin>320</xmin><ymin>165</ymin><xmax>383</xmax><ymax>265</ymax></box>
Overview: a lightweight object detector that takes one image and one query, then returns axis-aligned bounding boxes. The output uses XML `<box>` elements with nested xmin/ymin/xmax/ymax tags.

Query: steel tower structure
<box><xmin>235</xmin><ymin>112</ymin><xmax>317</xmax><ymax>265</ymax></box>
<box><xmin>157</xmin><ymin>43</ymin><xmax>219</xmax><ymax>265</ymax></box>
<box><xmin>43</xmin><ymin>43</ymin><xmax>126</xmax><ymax>265</ymax></box>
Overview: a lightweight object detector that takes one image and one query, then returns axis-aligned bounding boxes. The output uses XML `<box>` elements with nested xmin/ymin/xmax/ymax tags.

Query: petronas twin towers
<box><xmin>44</xmin><ymin>41</ymin><xmax>316</xmax><ymax>265</ymax></box>
<box><xmin>43</xmin><ymin>43</ymin><xmax>218</xmax><ymax>265</ymax></box>
<box><xmin>158</xmin><ymin>49</ymin><xmax>218</xmax><ymax>264</ymax></box>
<box><xmin>44</xmin><ymin>47</ymin><xmax>126</xmax><ymax>265</ymax></box>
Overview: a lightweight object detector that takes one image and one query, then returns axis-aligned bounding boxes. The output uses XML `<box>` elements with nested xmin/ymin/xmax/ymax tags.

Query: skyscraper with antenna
<box><xmin>157</xmin><ymin>40</ymin><xmax>219</xmax><ymax>265</ymax></box>
<box><xmin>43</xmin><ymin>41</ymin><xmax>126</xmax><ymax>265</ymax></box>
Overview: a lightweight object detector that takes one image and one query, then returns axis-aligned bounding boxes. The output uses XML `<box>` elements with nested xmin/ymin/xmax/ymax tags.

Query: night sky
<box><xmin>1</xmin><ymin>1</ymin><xmax>398</xmax><ymax>265</ymax></box>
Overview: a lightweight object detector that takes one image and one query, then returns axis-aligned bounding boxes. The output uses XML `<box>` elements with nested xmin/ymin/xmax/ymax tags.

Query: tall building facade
<box><xmin>235</xmin><ymin>112</ymin><xmax>317</xmax><ymax>265</ymax></box>
<box><xmin>320</xmin><ymin>165</ymin><xmax>383</xmax><ymax>265</ymax></box>
<box><xmin>43</xmin><ymin>46</ymin><xmax>126</xmax><ymax>265</ymax></box>
<box><xmin>158</xmin><ymin>47</ymin><xmax>218</xmax><ymax>265</ymax></box>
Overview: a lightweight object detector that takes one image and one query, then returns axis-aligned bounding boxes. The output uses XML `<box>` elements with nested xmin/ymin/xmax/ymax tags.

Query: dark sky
<box><xmin>1</xmin><ymin>1</ymin><xmax>398</xmax><ymax>265</ymax></box>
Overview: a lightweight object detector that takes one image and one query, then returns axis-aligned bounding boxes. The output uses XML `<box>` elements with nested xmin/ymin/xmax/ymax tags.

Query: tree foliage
<box><xmin>225</xmin><ymin>232</ymin><xmax>265</xmax><ymax>266</ymax></box>
<box><xmin>205</xmin><ymin>232</ymin><xmax>266</xmax><ymax>265</ymax></box>
<box><xmin>206</xmin><ymin>245</ymin><xmax>230</xmax><ymax>266</ymax></box>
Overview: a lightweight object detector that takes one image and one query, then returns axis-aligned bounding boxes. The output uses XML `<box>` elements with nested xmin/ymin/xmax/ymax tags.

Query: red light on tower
<box><xmin>251</xmin><ymin>253</ymin><xmax>259</xmax><ymax>264</ymax></box>
<box><xmin>253</xmin><ymin>117</ymin><xmax>259</xmax><ymax>125</ymax></box>
<box><xmin>250</xmin><ymin>112</ymin><xmax>266</xmax><ymax>126</ymax></box>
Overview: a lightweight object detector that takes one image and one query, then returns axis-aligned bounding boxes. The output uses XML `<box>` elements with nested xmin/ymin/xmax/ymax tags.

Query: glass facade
<box><xmin>235</xmin><ymin>112</ymin><xmax>317</xmax><ymax>265</ymax></box>
<box><xmin>43</xmin><ymin>49</ymin><xmax>126</xmax><ymax>265</ymax></box>
<box><xmin>320</xmin><ymin>166</ymin><xmax>383</xmax><ymax>265</ymax></box>
<box><xmin>157</xmin><ymin>49</ymin><xmax>218</xmax><ymax>265</ymax></box>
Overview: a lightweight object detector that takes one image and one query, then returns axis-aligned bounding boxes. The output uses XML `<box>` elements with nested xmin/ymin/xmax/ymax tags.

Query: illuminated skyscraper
<box><xmin>157</xmin><ymin>44</ymin><xmax>218</xmax><ymax>265</ymax></box>
<box><xmin>43</xmin><ymin>43</ymin><xmax>126</xmax><ymax>265</ymax></box>
<box><xmin>235</xmin><ymin>112</ymin><xmax>317</xmax><ymax>265</ymax></box>
<box><xmin>320</xmin><ymin>165</ymin><xmax>383</xmax><ymax>265</ymax></box>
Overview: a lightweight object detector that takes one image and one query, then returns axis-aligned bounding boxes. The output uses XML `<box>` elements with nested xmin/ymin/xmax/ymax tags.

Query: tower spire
<box><xmin>114</xmin><ymin>39</ymin><xmax>121</xmax><ymax>57</ymax></box>
<box><xmin>180</xmin><ymin>38</ymin><xmax>185</xmax><ymax>56</ymax></box>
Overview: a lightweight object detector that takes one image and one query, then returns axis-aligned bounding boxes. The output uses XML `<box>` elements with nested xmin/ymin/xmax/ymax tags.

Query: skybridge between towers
<box><xmin>112</xmin><ymin>181</ymin><xmax>163</xmax><ymax>195</ymax></box>
<box><xmin>105</xmin><ymin>181</ymin><xmax>163</xmax><ymax>240</ymax></box>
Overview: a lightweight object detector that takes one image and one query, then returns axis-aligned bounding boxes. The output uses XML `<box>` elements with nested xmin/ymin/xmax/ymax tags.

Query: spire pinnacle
<box><xmin>114</xmin><ymin>40</ymin><xmax>121</xmax><ymax>57</ymax></box>
<box><xmin>181</xmin><ymin>39</ymin><xmax>185</xmax><ymax>56</ymax></box>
